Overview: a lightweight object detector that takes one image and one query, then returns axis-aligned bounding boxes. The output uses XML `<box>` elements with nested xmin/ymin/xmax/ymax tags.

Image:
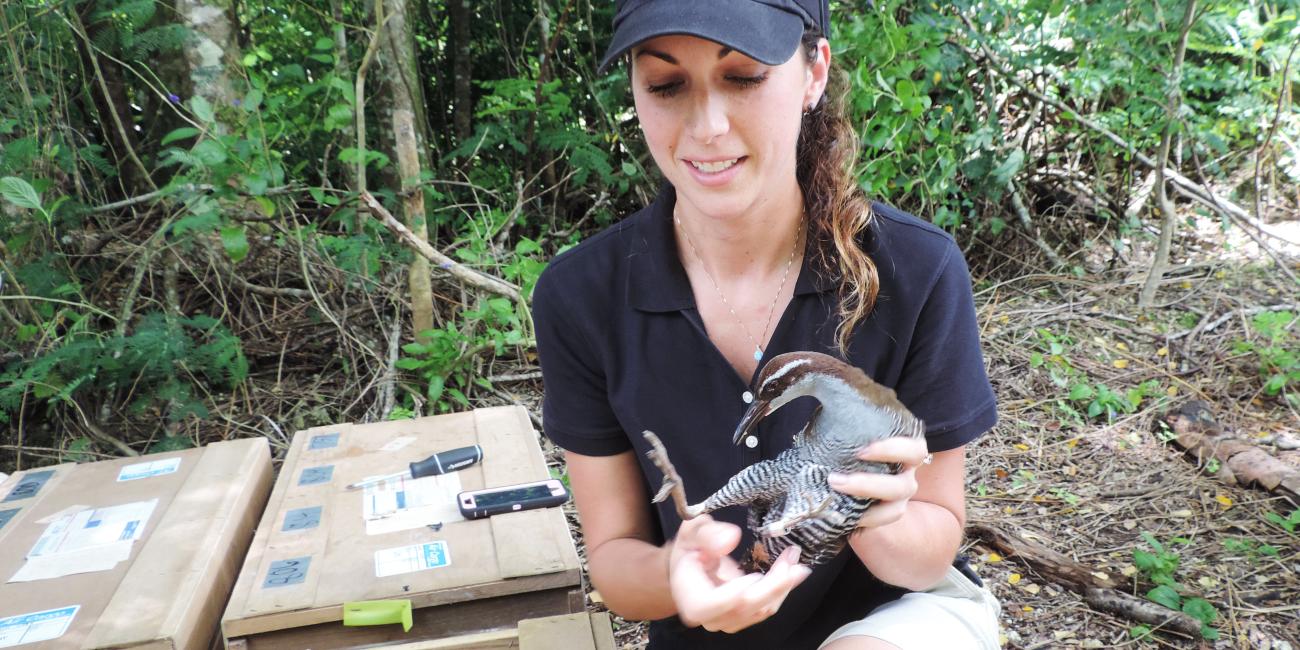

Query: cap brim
<box><xmin>598</xmin><ymin>1</ymin><xmax>805</xmax><ymax>75</ymax></box>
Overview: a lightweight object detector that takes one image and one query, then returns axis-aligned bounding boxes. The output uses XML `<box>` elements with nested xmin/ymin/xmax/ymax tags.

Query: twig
<box><xmin>1139</xmin><ymin>0</ymin><xmax>1197</xmax><ymax>308</ymax></box>
<box><xmin>64</xmin><ymin>11</ymin><xmax>156</xmax><ymax>192</ymax></box>
<box><xmin>359</xmin><ymin>191</ymin><xmax>523</xmax><ymax>302</ymax></box>
<box><xmin>1253</xmin><ymin>39</ymin><xmax>1299</xmax><ymax>226</ymax></box>
<box><xmin>487</xmin><ymin>370</ymin><xmax>542</xmax><ymax>383</ymax></box>
<box><xmin>353</xmin><ymin>2</ymin><xmax>392</xmax><ymax>199</ymax></box>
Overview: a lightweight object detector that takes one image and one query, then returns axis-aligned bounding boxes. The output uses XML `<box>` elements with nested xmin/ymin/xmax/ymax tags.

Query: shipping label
<box><xmin>117</xmin><ymin>457</ymin><xmax>182</xmax><ymax>482</ymax></box>
<box><xmin>374</xmin><ymin>540</ymin><xmax>450</xmax><ymax>578</ymax></box>
<box><xmin>0</xmin><ymin>605</ymin><xmax>79</xmax><ymax>647</ymax></box>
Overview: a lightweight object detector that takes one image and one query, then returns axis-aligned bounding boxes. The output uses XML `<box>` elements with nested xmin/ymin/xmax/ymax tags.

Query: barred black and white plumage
<box><xmin>644</xmin><ymin>351</ymin><xmax>925</xmax><ymax>570</ymax></box>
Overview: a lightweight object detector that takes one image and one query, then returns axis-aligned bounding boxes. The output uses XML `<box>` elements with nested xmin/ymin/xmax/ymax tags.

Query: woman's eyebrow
<box><xmin>634</xmin><ymin>49</ymin><xmax>677</xmax><ymax>64</ymax></box>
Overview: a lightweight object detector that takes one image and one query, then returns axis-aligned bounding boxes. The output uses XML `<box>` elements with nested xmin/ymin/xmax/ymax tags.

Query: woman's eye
<box><xmin>728</xmin><ymin>72</ymin><xmax>770</xmax><ymax>88</ymax></box>
<box><xmin>647</xmin><ymin>81</ymin><xmax>683</xmax><ymax>97</ymax></box>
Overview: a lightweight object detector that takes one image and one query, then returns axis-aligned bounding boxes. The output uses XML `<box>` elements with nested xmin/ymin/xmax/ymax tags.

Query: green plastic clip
<box><xmin>342</xmin><ymin>599</ymin><xmax>413</xmax><ymax>632</ymax></box>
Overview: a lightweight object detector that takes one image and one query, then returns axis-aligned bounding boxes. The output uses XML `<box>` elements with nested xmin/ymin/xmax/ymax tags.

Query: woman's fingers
<box><xmin>671</xmin><ymin>543</ymin><xmax>813</xmax><ymax>633</ymax></box>
<box><xmin>855</xmin><ymin>436</ymin><xmax>929</xmax><ymax>466</ymax></box>
<box><xmin>828</xmin><ymin>467</ymin><xmax>918</xmax><ymax>501</ymax></box>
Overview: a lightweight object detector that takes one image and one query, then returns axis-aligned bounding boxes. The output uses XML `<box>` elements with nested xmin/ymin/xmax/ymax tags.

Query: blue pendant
<box><xmin>753</xmin><ymin>347</ymin><xmax>763</xmax><ymax>361</ymax></box>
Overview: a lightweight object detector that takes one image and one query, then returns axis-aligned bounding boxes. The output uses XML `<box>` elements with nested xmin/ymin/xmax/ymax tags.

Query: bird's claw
<box><xmin>642</xmin><ymin>431</ymin><xmax>698</xmax><ymax>520</ymax></box>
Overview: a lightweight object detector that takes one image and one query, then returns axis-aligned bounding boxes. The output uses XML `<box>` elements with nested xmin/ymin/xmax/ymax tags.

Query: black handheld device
<box><xmin>457</xmin><ymin>479</ymin><xmax>569</xmax><ymax>520</ymax></box>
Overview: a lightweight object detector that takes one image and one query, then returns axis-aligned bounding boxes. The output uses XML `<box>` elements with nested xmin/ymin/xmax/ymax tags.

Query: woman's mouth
<box><xmin>684</xmin><ymin>156</ymin><xmax>747</xmax><ymax>185</ymax></box>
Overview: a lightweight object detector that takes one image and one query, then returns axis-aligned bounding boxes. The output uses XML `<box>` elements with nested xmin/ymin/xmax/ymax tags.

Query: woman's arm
<box><xmin>830</xmin><ymin>441</ymin><xmax>968</xmax><ymax>591</ymax></box>
<box><xmin>567</xmin><ymin>449</ymin><xmax>812</xmax><ymax>629</ymax></box>
<box><xmin>566</xmin><ymin>448</ymin><xmax>677</xmax><ymax>619</ymax></box>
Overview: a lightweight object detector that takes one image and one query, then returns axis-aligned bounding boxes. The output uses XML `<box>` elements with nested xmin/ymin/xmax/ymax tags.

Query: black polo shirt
<box><xmin>532</xmin><ymin>184</ymin><xmax>996</xmax><ymax>649</ymax></box>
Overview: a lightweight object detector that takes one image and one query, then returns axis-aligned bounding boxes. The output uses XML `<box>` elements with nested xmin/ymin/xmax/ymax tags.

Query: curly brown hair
<box><xmin>797</xmin><ymin>29</ymin><xmax>881</xmax><ymax>356</ymax></box>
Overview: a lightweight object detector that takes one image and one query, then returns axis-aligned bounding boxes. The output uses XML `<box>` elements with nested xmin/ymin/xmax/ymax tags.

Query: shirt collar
<box><xmin>628</xmin><ymin>184</ymin><xmax>836</xmax><ymax>313</ymax></box>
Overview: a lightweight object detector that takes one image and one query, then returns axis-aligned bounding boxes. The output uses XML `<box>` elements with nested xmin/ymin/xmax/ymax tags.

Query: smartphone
<box><xmin>457</xmin><ymin>479</ymin><xmax>569</xmax><ymax>520</ymax></box>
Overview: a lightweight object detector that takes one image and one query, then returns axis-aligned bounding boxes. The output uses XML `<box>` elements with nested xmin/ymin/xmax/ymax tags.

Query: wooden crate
<box><xmin>221</xmin><ymin>406</ymin><xmax>582</xmax><ymax>649</ymax></box>
<box><xmin>0</xmin><ymin>438</ymin><xmax>272</xmax><ymax>649</ymax></box>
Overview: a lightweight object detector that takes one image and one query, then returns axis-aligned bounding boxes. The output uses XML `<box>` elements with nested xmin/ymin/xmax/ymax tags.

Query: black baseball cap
<box><xmin>598</xmin><ymin>0</ymin><xmax>831</xmax><ymax>74</ymax></box>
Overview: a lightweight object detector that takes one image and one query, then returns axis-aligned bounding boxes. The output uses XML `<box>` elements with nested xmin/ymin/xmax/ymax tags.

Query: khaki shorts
<box><xmin>819</xmin><ymin>566</ymin><xmax>1002</xmax><ymax>650</ymax></box>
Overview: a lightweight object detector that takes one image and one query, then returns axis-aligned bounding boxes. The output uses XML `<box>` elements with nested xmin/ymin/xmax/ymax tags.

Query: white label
<box><xmin>117</xmin><ymin>457</ymin><xmax>181</xmax><ymax>482</ymax></box>
<box><xmin>374</xmin><ymin>541</ymin><xmax>450</xmax><ymax>578</ymax></box>
<box><xmin>362</xmin><ymin>473</ymin><xmax>464</xmax><ymax>536</ymax></box>
<box><xmin>0</xmin><ymin>605</ymin><xmax>79</xmax><ymax>647</ymax></box>
<box><xmin>379</xmin><ymin>436</ymin><xmax>416</xmax><ymax>452</ymax></box>
<box><xmin>9</xmin><ymin>500</ymin><xmax>157</xmax><ymax>583</ymax></box>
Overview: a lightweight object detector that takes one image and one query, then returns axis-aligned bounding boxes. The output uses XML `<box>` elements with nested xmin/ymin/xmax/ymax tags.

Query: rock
<box><xmin>1275</xmin><ymin>434</ymin><xmax>1300</xmax><ymax>451</ymax></box>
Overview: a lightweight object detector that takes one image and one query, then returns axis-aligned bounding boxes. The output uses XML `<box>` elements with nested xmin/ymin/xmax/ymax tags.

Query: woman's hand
<box><xmin>827</xmin><ymin>436</ymin><xmax>930</xmax><ymax>531</ymax></box>
<box><xmin>667</xmin><ymin>514</ymin><xmax>813</xmax><ymax>633</ymax></box>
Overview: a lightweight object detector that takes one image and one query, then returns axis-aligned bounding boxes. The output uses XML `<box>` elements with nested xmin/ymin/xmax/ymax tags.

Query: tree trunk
<box><xmin>376</xmin><ymin>0</ymin><xmax>435</xmax><ymax>178</ymax></box>
<box><xmin>1138</xmin><ymin>0</ymin><xmax>1197</xmax><ymax>308</ymax></box>
<box><xmin>175</xmin><ymin>0</ymin><xmax>243</xmax><ymax>129</ymax></box>
<box><xmin>450</xmin><ymin>0</ymin><xmax>473</xmax><ymax>144</ymax></box>
<box><xmin>394</xmin><ymin>110</ymin><xmax>435</xmax><ymax>343</ymax></box>
<box><xmin>331</xmin><ymin>0</ymin><xmax>356</xmax><ymax>190</ymax></box>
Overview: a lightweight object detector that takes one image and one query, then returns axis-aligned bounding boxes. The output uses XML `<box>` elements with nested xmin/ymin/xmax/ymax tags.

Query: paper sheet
<box><xmin>0</xmin><ymin>605</ymin><xmax>79</xmax><ymax>647</ymax></box>
<box><xmin>362</xmin><ymin>474</ymin><xmax>463</xmax><ymax>536</ymax></box>
<box><xmin>8</xmin><ymin>499</ymin><xmax>157</xmax><ymax>583</ymax></box>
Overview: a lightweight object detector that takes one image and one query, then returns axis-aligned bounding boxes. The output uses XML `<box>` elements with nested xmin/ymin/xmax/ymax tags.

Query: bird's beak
<box><xmin>732</xmin><ymin>400</ymin><xmax>772</xmax><ymax>445</ymax></box>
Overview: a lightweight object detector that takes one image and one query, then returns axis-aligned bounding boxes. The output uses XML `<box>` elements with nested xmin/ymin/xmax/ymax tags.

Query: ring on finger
<box><xmin>922</xmin><ymin>453</ymin><xmax>933</xmax><ymax>465</ymax></box>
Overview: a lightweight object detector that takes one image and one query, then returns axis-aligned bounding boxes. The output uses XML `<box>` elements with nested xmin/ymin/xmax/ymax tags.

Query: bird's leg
<box><xmin>759</xmin><ymin>493</ymin><xmax>837</xmax><ymax>535</ymax></box>
<box><xmin>642</xmin><ymin>431</ymin><xmax>705</xmax><ymax>520</ymax></box>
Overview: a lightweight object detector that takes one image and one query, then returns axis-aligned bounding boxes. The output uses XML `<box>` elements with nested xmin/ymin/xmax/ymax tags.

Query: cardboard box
<box><xmin>221</xmin><ymin>406</ymin><xmax>582</xmax><ymax>649</ymax></box>
<box><xmin>0</xmin><ymin>438</ymin><xmax>273</xmax><ymax>649</ymax></box>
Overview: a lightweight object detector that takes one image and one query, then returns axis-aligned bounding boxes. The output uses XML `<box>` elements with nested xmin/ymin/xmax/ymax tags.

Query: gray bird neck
<box><xmin>802</xmin><ymin>375</ymin><xmax>899</xmax><ymax>452</ymax></box>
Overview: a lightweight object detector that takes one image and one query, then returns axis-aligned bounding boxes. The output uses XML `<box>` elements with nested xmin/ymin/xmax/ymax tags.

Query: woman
<box><xmin>532</xmin><ymin>1</ymin><xmax>1000</xmax><ymax>648</ymax></box>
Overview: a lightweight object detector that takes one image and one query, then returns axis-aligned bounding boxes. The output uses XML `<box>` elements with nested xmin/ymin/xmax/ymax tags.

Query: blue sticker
<box><xmin>0</xmin><ymin>508</ymin><xmax>19</xmax><ymax>530</ymax></box>
<box><xmin>422</xmin><ymin>541</ymin><xmax>449</xmax><ymax>569</ymax></box>
<box><xmin>309</xmin><ymin>433</ymin><xmax>340</xmax><ymax>450</ymax></box>
<box><xmin>3</xmin><ymin>470</ymin><xmax>54</xmax><ymax>503</ymax></box>
<box><xmin>263</xmin><ymin>556</ymin><xmax>311</xmax><ymax>588</ymax></box>
<box><xmin>282</xmin><ymin>506</ymin><xmax>323</xmax><ymax>532</ymax></box>
<box><xmin>298</xmin><ymin>465</ymin><xmax>334</xmax><ymax>486</ymax></box>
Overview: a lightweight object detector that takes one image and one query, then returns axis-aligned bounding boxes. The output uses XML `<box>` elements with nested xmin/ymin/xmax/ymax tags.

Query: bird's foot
<box><xmin>642</xmin><ymin>431</ymin><xmax>698</xmax><ymax>520</ymax></box>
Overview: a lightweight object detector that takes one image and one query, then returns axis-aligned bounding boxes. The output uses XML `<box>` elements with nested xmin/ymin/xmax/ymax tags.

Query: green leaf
<box><xmin>149</xmin><ymin>435</ymin><xmax>194</xmax><ymax>453</ymax></box>
<box><xmin>243</xmin><ymin>89</ymin><xmax>263</xmax><ymax>112</ymax></box>
<box><xmin>191</xmin><ymin>95</ymin><xmax>215</xmax><ymax>123</ymax></box>
<box><xmin>242</xmin><ymin>52</ymin><xmax>259</xmax><ymax>68</ymax></box>
<box><xmin>220</xmin><ymin>224</ymin><xmax>250</xmax><ymax>263</ymax></box>
<box><xmin>313</xmin><ymin>37</ymin><xmax>334</xmax><ymax>51</ymax></box>
<box><xmin>1068</xmin><ymin>383</ymin><xmax>1094</xmax><ymax>401</ymax></box>
<box><xmin>1146</xmin><ymin>585</ymin><xmax>1182</xmax><ymax>610</ymax></box>
<box><xmin>161</xmin><ymin>127</ymin><xmax>201</xmax><ymax>146</ymax></box>
<box><xmin>192</xmin><ymin>140</ymin><xmax>227</xmax><ymax>166</ymax></box>
<box><xmin>1181</xmin><ymin>598</ymin><xmax>1217</xmax><ymax>625</ymax></box>
<box><xmin>0</xmin><ymin>176</ymin><xmax>46</xmax><ymax>220</ymax></box>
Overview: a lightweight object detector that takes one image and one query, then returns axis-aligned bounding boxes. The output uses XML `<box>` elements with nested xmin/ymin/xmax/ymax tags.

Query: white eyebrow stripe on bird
<box><xmin>762</xmin><ymin>357</ymin><xmax>813</xmax><ymax>388</ymax></box>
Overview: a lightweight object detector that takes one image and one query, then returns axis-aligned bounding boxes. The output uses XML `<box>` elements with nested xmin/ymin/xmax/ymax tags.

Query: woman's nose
<box><xmin>687</xmin><ymin>92</ymin><xmax>729</xmax><ymax>145</ymax></box>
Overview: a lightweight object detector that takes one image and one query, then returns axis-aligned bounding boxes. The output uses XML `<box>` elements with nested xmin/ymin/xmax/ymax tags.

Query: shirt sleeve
<box><xmin>893</xmin><ymin>243</ymin><xmax>997</xmax><ymax>452</ymax></box>
<box><xmin>532</xmin><ymin>267</ymin><xmax>632</xmax><ymax>456</ymax></box>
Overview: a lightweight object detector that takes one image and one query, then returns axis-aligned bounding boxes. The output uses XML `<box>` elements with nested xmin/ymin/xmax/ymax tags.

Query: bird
<box><xmin>643</xmin><ymin>351</ymin><xmax>925</xmax><ymax>570</ymax></box>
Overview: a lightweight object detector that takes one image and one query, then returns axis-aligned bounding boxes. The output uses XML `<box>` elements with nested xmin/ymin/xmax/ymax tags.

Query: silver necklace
<box><xmin>675</xmin><ymin>207</ymin><xmax>803</xmax><ymax>362</ymax></box>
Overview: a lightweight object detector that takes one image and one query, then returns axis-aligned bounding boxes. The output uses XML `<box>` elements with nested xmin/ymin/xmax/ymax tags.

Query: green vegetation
<box><xmin>1131</xmin><ymin>532</ymin><xmax>1220</xmax><ymax>640</ymax></box>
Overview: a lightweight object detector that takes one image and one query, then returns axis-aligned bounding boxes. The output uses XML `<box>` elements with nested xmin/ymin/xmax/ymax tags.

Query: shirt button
<box><xmin>742</xmin><ymin>391</ymin><xmax>754</xmax><ymax>404</ymax></box>
<box><xmin>744</xmin><ymin>436</ymin><xmax>759</xmax><ymax>449</ymax></box>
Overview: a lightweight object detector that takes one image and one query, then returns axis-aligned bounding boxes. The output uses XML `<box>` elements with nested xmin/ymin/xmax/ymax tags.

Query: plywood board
<box><xmin>222</xmin><ymin>406</ymin><xmax>581</xmax><ymax>645</ymax></box>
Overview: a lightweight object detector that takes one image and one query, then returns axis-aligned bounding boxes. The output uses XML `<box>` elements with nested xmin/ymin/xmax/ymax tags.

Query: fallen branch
<box><xmin>359</xmin><ymin>191</ymin><xmax>523</xmax><ymax>303</ymax></box>
<box><xmin>1083</xmin><ymin>588</ymin><xmax>1202</xmax><ymax>638</ymax></box>
<box><xmin>967</xmin><ymin>521</ymin><xmax>1116</xmax><ymax>590</ymax></box>
<box><xmin>967</xmin><ymin>521</ymin><xmax>1204</xmax><ymax>638</ymax></box>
